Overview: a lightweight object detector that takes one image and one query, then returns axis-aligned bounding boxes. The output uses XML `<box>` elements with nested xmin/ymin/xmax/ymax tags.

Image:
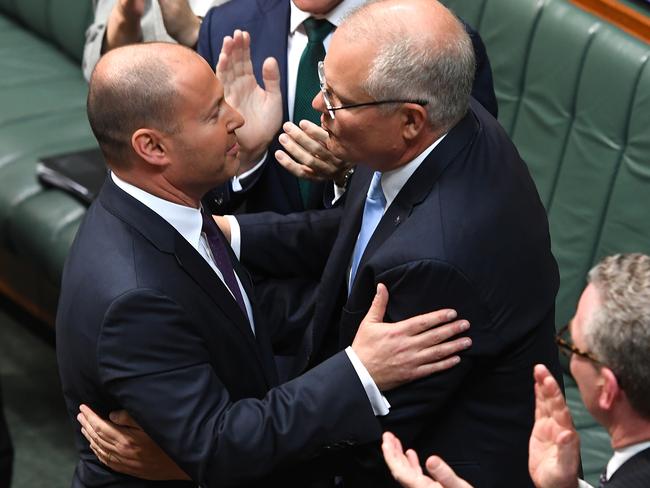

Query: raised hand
<box><xmin>216</xmin><ymin>30</ymin><xmax>282</xmax><ymax>172</ymax></box>
<box><xmin>159</xmin><ymin>0</ymin><xmax>202</xmax><ymax>47</ymax></box>
<box><xmin>352</xmin><ymin>284</ymin><xmax>471</xmax><ymax>391</ymax></box>
<box><xmin>528</xmin><ymin>364</ymin><xmax>580</xmax><ymax>488</ymax></box>
<box><xmin>77</xmin><ymin>404</ymin><xmax>189</xmax><ymax>481</ymax></box>
<box><xmin>382</xmin><ymin>432</ymin><xmax>474</xmax><ymax>488</ymax></box>
<box><xmin>276</xmin><ymin>120</ymin><xmax>353</xmax><ymax>185</ymax></box>
<box><xmin>105</xmin><ymin>0</ymin><xmax>146</xmax><ymax>51</ymax></box>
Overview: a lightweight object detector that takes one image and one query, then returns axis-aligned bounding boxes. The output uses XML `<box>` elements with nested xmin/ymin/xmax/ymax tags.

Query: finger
<box><xmin>275</xmin><ymin>150</ymin><xmax>321</xmax><ymax>180</ymax></box>
<box><xmin>282</xmin><ymin>122</ymin><xmax>326</xmax><ymax>155</ymax></box>
<box><xmin>418</xmin><ymin>336</ymin><xmax>472</xmax><ymax>363</ymax></box>
<box><xmin>426</xmin><ymin>455</ymin><xmax>467</xmax><ymax>488</ymax></box>
<box><xmin>414</xmin><ymin>319</ymin><xmax>470</xmax><ymax>347</ymax></box>
<box><xmin>261</xmin><ymin>57</ymin><xmax>281</xmax><ymax>95</ymax></box>
<box><xmin>78</xmin><ymin>405</ymin><xmax>119</xmax><ymax>444</ymax></box>
<box><xmin>109</xmin><ymin>410</ymin><xmax>142</xmax><ymax>429</ymax></box>
<box><xmin>365</xmin><ymin>284</ymin><xmax>389</xmax><ymax>324</ymax></box>
<box><xmin>405</xmin><ymin>449</ymin><xmax>423</xmax><ymax>472</ymax></box>
<box><xmin>400</xmin><ymin>309</ymin><xmax>459</xmax><ymax>336</ymax></box>
<box><xmin>298</xmin><ymin>119</ymin><xmax>331</xmax><ymax>144</ymax></box>
<box><xmin>277</xmin><ymin>134</ymin><xmax>333</xmax><ymax>176</ymax></box>
<box><xmin>413</xmin><ymin>355</ymin><xmax>462</xmax><ymax>378</ymax></box>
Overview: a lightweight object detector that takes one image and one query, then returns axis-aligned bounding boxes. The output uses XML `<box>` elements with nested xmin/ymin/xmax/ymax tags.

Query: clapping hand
<box><xmin>528</xmin><ymin>364</ymin><xmax>580</xmax><ymax>488</ymax></box>
<box><xmin>382</xmin><ymin>432</ymin><xmax>474</xmax><ymax>488</ymax></box>
<box><xmin>216</xmin><ymin>30</ymin><xmax>282</xmax><ymax>173</ymax></box>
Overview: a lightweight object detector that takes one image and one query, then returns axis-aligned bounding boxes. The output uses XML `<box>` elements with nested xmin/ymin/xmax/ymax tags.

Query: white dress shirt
<box><xmin>111</xmin><ymin>172</ymin><xmax>255</xmax><ymax>334</ymax></box>
<box><xmin>576</xmin><ymin>440</ymin><xmax>650</xmax><ymax>487</ymax></box>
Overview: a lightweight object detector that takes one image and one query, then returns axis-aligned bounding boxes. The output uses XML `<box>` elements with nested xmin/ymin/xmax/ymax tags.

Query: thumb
<box><xmin>262</xmin><ymin>56</ymin><xmax>281</xmax><ymax>96</ymax></box>
<box><xmin>365</xmin><ymin>283</ymin><xmax>388</xmax><ymax>324</ymax></box>
<box><xmin>109</xmin><ymin>410</ymin><xmax>142</xmax><ymax>429</ymax></box>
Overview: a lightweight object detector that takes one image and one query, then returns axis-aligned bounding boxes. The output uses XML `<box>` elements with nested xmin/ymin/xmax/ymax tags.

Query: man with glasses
<box><xmin>219</xmin><ymin>0</ymin><xmax>561</xmax><ymax>485</ymax></box>
<box><xmin>382</xmin><ymin>253</ymin><xmax>650</xmax><ymax>488</ymax></box>
<box><xmin>196</xmin><ymin>0</ymin><xmax>497</xmax><ymax>215</ymax></box>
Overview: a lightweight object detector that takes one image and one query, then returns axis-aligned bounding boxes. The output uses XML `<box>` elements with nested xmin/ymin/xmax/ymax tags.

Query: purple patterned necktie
<box><xmin>598</xmin><ymin>469</ymin><xmax>608</xmax><ymax>487</ymax></box>
<box><xmin>201</xmin><ymin>211</ymin><xmax>247</xmax><ymax>316</ymax></box>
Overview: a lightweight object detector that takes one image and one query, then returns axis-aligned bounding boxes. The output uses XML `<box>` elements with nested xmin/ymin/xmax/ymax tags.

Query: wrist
<box><xmin>171</xmin><ymin>16</ymin><xmax>202</xmax><ymax>47</ymax></box>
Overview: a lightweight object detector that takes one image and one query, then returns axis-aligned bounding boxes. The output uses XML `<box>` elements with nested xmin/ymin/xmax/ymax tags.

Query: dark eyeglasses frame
<box><xmin>317</xmin><ymin>61</ymin><xmax>428</xmax><ymax>119</ymax></box>
<box><xmin>555</xmin><ymin>323</ymin><xmax>603</xmax><ymax>364</ymax></box>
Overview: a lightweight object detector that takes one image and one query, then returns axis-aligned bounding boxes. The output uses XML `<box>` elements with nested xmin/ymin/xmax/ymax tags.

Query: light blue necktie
<box><xmin>349</xmin><ymin>171</ymin><xmax>386</xmax><ymax>292</ymax></box>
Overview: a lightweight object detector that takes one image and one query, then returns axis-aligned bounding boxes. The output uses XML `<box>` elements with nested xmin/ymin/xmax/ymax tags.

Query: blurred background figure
<box><xmin>83</xmin><ymin>0</ymin><xmax>229</xmax><ymax>80</ymax></box>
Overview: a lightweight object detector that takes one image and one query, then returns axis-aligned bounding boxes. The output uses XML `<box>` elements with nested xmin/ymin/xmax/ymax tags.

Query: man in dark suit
<box><xmin>382</xmin><ymin>254</ymin><xmax>650</xmax><ymax>488</ymax></box>
<box><xmin>57</xmin><ymin>41</ymin><xmax>472</xmax><ymax>487</ymax></box>
<box><xmin>217</xmin><ymin>0</ymin><xmax>561</xmax><ymax>485</ymax></box>
<box><xmin>196</xmin><ymin>0</ymin><xmax>498</xmax><ymax>215</ymax></box>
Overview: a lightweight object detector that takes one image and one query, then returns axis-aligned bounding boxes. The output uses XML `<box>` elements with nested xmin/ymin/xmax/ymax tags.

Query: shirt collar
<box><xmin>607</xmin><ymin>440</ymin><xmax>650</xmax><ymax>480</ymax></box>
<box><xmin>111</xmin><ymin>172</ymin><xmax>204</xmax><ymax>252</ymax></box>
<box><xmin>289</xmin><ymin>0</ymin><xmax>365</xmax><ymax>34</ymax></box>
<box><xmin>380</xmin><ymin>133</ymin><xmax>447</xmax><ymax>209</ymax></box>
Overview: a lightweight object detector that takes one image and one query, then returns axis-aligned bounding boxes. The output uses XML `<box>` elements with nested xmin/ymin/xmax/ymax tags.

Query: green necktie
<box><xmin>293</xmin><ymin>17</ymin><xmax>335</xmax><ymax>207</ymax></box>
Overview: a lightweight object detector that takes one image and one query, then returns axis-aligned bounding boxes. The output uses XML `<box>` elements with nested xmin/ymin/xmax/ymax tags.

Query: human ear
<box><xmin>400</xmin><ymin>104</ymin><xmax>428</xmax><ymax>141</ymax></box>
<box><xmin>597</xmin><ymin>367</ymin><xmax>620</xmax><ymax>411</ymax></box>
<box><xmin>131</xmin><ymin>128</ymin><xmax>170</xmax><ymax>168</ymax></box>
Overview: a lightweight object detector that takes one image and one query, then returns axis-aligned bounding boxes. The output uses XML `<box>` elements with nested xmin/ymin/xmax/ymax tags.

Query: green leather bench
<box><xmin>441</xmin><ymin>0</ymin><xmax>650</xmax><ymax>483</ymax></box>
<box><xmin>0</xmin><ymin>0</ymin><xmax>95</xmax><ymax>321</ymax></box>
<box><xmin>1</xmin><ymin>0</ymin><xmax>648</xmax><ymax>484</ymax></box>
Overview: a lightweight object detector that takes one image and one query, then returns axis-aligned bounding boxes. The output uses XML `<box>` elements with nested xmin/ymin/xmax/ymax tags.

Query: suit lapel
<box><xmin>231</xmin><ymin>249</ymin><xmax>279</xmax><ymax>386</ymax></box>
<box><xmin>295</xmin><ymin>169</ymin><xmax>369</xmax><ymax>371</ymax></box>
<box><xmin>99</xmin><ymin>177</ymin><xmax>274</xmax><ymax>387</ymax></box>
<box><xmin>353</xmin><ymin>109</ymin><xmax>480</xmax><ymax>282</ymax></box>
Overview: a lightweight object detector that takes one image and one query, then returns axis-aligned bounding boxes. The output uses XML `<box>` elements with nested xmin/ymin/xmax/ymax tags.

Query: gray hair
<box><xmin>342</xmin><ymin>1</ymin><xmax>475</xmax><ymax>130</ymax></box>
<box><xmin>87</xmin><ymin>44</ymin><xmax>182</xmax><ymax>166</ymax></box>
<box><xmin>586</xmin><ymin>253</ymin><xmax>650</xmax><ymax>419</ymax></box>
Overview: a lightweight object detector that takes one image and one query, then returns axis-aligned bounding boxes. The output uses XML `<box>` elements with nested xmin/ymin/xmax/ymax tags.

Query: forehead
<box><xmin>324</xmin><ymin>30</ymin><xmax>374</xmax><ymax>92</ymax></box>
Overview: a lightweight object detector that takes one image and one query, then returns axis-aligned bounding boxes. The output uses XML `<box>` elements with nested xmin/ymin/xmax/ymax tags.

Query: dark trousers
<box><xmin>0</xmin><ymin>382</ymin><xmax>13</xmax><ymax>488</ymax></box>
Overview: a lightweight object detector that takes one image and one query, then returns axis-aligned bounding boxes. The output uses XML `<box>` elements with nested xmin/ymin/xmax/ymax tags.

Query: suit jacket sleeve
<box><xmin>97</xmin><ymin>288</ymin><xmax>380</xmax><ymax>487</ymax></box>
<box><xmin>238</xmin><ymin>208</ymin><xmax>343</xmax><ymax>280</ymax></box>
<box><xmin>372</xmin><ymin>260</ymin><xmax>493</xmax><ymax>435</ymax></box>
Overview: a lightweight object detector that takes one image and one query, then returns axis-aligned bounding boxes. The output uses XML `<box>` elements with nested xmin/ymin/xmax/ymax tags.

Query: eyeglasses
<box><xmin>555</xmin><ymin>323</ymin><xmax>603</xmax><ymax>364</ymax></box>
<box><xmin>317</xmin><ymin>61</ymin><xmax>429</xmax><ymax>119</ymax></box>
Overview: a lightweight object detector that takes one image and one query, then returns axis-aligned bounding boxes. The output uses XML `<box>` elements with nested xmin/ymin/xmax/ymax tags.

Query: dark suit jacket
<box><xmin>605</xmin><ymin>447</ymin><xmax>650</xmax><ymax>488</ymax></box>
<box><xmin>55</xmin><ymin>176</ymin><xmax>381</xmax><ymax>488</ymax></box>
<box><xmin>197</xmin><ymin>0</ymin><xmax>498</xmax><ymax>215</ymax></box>
<box><xmin>238</xmin><ymin>99</ymin><xmax>562</xmax><ymax>487</ymax></box>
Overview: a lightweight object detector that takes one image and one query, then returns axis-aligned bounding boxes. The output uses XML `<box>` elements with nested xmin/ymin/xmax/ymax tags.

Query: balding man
<box><xmin>56</xmin><ymin>42</ymin><xmax>471</xmax><ymax>487</ymax></box>
<box><xmin>221</xmin><ymin>0</ymin><xmax>561</xmax><ymax>485</ymax></box>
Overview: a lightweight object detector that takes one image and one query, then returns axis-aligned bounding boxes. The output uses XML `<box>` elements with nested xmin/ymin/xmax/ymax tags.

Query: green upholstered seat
<box><xmin>442</xmin><ymin>0</ymin><xmax>649</xmax><ymax>484</ymax></box>
<box><xmin>0</xmin><ymin>2</ymin><xmax>96</xmax><ymax>318</ymax></box>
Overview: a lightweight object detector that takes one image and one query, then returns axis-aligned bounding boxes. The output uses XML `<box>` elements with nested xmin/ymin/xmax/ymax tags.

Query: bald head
<box><xmin>336</xmin><ymin>0</ymin><xmax>475</xmax><ymax>130</ymax></box>
<box><xmin>87</xmin><ymin>43</ymin><xmax>196</xmax><ymax>167</ymax></box>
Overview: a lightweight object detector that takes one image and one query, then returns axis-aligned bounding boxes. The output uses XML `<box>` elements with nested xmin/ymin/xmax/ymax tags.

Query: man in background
<box><xmin>197</xmin><ymin>0</ymin><xmax>498</xmax><ymax>215</ymax></box>
<box><xmin>383</xmin><ymin>253</ymin><xmax>650</xmax><ymax>488</ymax></box>
<box><xmin>83</xmin><ymin>0</ymin><xmax>229</xmax><ymax>80</ymax></box>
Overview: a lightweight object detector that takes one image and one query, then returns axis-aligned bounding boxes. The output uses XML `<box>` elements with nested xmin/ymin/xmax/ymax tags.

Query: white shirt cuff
<box><xmin>345</xmin><ymin>346</ymin><xmax>391</xmax><ymax>416</ymax></box>
<box><xmin>231</xmin><ymin>152</ymin><xmax>268</xmax><ymax>192</ymax></box>
<box><xmin>578</xmin><ymin>479</ymin><xmax>594</xmax><ymax>488</ymax></box>
<box><xmin>225</xmin><ymin>215</ymin><xmax>241</xmax><ymax>258</ymax></box>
